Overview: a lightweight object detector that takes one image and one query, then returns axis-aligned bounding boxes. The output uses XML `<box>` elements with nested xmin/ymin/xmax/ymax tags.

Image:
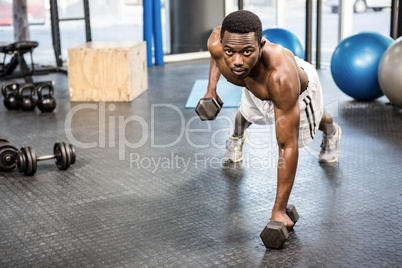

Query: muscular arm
<box><xmin>270</xmin><ymin>50</ymin><xmax>301</xmax><ymax>213</ymax></box>
<box><xmin>273</xmin><ymin>97</ymin><xmax>300</xmax><ymax>211</ymax></box>
<box><xmin>205</xmin><ymin>58</ymin><xmax>221</xmax><ymax>98</ymax></box>
<box><xmin>205</xmin><ymin>27</ymin><xmax>222</xmax><ymax>99</ymax></box>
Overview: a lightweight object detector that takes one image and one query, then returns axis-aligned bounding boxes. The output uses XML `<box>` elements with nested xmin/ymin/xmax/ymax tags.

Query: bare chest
<box><xmin>216</xmin><ymin>59</ymin><xmax>271</xmax><ymax>100</ymax></box>
<box><xmin>244</xmin><ymin>79</ymin><xmax>271</xmax><ymax>100</ymax></box>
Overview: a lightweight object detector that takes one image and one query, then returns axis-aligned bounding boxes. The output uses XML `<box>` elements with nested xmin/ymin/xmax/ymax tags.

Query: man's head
<box><xmin>220</xmin><ymin>11</ymin><xmax>265</xmax><ymax>79</ymax></box>
<box><xmin>220</xmin><ymin>10</ymin><xmax>262</xmax><ymax>43</ymax></box>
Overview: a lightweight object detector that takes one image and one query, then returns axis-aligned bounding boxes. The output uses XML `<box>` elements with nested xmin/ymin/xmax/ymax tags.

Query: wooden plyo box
<box><xmin>67</xmin><ymin>41</ymin><xmax>148</xmax><ymax>102</ymax></box>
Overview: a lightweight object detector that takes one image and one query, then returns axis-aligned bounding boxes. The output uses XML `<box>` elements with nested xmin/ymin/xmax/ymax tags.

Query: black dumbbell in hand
<box><xmin>260</xmin><ymin>205</ymin><xmax>300</xmax><ymax>249</ymax></box>
<box><xmin>2</xmin><ymin>81</ymin><xmax>20</xmax><ymax>110</ymax></box>
<box><xmin>195</xmin><ymin>94</ymin><xmax>224</xmax><ymax>121</ymax></box>
<box><xmin>16</xmin><ymin>141</ymin><xmax>76</xmax><ymax>176</ymax></box>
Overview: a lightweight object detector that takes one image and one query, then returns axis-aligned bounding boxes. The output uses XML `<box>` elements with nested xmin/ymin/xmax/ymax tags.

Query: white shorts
<box><xmin>239</xmin><ymin>57</ymin><xmax>324</xmax><ymax>148</ymax></box>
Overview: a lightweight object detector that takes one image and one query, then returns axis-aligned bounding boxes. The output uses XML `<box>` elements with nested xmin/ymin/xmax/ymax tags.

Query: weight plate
<box><xmin>54</xmin><ymin>142</ymin><xmax>68</xmax><ymax>170</ymax></box>
<box><xmin>69</xmin><ymin>144</ymin><xmax>76</xmax><ymax>165</ymax></box>
<box><xmin>0</xmin><ymin>142</ymin><xmax>17</xmax><ymax>150</ymax></box>
<box><xmin>19</xmin><ymin>147</ymin><xmax>33</xmax><ymax>175</ymax></box>
<box><xmin>0</xmin><ymin>137</ymin><xmax>10</xmax><ymax>144</ymax></box>
<box><xmin>0</xmin><ymin>142</ymin><xmax>18</xmax><ymax>171</ymax></box>
<box><xmin>24</xmin><ymin>146</ymin><xmax>34</xmax><ymax>176</ymax></box>
<box><xmin>61</xmin><ymin>142</ymin><xmax>71</xmax><ymax>170</ymax></box>
<box><xmin>16</xmin><ymin>151</ymin><xmax>26</xmax><ymax>173</ymax></box>
<box><xmin>28</xmin><ymin>146</ymin><xmax>37</xmax><ymax>176</ymax></box>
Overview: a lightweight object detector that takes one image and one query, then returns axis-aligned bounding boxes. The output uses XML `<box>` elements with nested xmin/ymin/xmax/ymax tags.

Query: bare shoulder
<box><xmin>263</xmin><ymin>43</ymin><xmax>297</xmax><ymax>70</ymax></box>
<box><xmin>264</xmin><ymin>44</ymin><xmax>300</xmax><ymax>108</ymax></box>
<box><xmin>207</xmin><ymin>26</ymin><xmax>223</xmax><ymax>58</ymax></box>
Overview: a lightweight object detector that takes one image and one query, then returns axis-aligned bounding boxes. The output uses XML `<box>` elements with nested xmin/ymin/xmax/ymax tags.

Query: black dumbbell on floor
<box><xmin>16</xmin><ymin>141</ymin><xmax>76</xmax><ymax>176</ymax></box>
<box><xmin>195</xmin><ymin>94</ymin><xmax>224</xmax><ymax>121</ymax></box>
<box><xmin>0</xmin><ymin>137</ymin><xmax>19</xmax><ymax>172</ymax></box>
<box><xmin>260</xmin><ymin>204</ymin><xmax>299</xmax><ymax>249</ymax></box>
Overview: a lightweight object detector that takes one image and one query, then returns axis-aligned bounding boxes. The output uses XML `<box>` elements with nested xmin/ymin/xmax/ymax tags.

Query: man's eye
<box><xmin>225</xmin><ymin>50</ymin><xmax>233</xmax><ymax>55</ymax></box>
<box><xmin>244</xmin><ymin>50</ymin><xmax>251</xmax><ymax>56</ymax></box>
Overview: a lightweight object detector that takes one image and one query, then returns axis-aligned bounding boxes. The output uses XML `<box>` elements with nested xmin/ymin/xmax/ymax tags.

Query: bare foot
<box><xmin>271</xmin><ymin>209</ymin><xmax>294</xmax><ymax>231</ymax></box>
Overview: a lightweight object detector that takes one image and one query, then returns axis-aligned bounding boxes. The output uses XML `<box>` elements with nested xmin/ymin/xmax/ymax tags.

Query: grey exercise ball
<box><xmin>378</xmin><ymin>36</ymin><xmax>402</xmax><ymax>108</ymax></box>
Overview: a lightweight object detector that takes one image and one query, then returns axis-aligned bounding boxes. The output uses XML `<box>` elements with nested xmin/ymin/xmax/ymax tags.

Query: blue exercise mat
<box><xmin>185</xmin><ymin>79</ymin><xmax>242</xmax><ymax>108</ymax></box>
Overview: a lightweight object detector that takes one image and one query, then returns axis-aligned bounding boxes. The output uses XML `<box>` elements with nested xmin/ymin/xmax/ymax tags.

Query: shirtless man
<box><xmin>203</xmin><ymin>10</ymin><xmax>341</xmax><ymax>230</ymax></box>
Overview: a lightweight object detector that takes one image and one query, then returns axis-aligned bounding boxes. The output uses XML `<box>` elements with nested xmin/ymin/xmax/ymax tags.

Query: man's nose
<box><xmin>234</xmin><ymin>54</ymin><xmax>243</xmax><ymax>66</ymax></box>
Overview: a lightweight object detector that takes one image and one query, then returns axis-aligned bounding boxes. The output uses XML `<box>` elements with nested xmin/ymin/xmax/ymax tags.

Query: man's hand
<box><xmin>203</xmin><ymin>91</ymin><xmax>218</xmax><ymax>99</ymax></box>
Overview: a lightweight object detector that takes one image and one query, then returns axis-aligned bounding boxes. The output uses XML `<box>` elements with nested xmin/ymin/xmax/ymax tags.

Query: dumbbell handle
<box><xmin>36</xmin><ymin>144</ymin><xmax>75</xmax><ymax>165</ymax></box>
<box><xmin>36</xmin><ymin>154</ymin><xmax>57</xmax><ymax>161</ymax></box>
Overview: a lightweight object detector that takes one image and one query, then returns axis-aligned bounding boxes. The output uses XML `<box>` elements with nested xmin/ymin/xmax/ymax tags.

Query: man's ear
<box><xmin>260</xmin><ymin>39</ymin><xmax>266</xmax><ymax>48</ymax></box>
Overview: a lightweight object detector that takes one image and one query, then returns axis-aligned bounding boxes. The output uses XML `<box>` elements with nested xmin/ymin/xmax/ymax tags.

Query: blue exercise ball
<box><xmin>263</xmin><ymin>28</ymin><xmax>305</xmax><ymax>59</ymax></box>
<box><xmin>331</xmin><ymin>32</ymin><xmax>393</xmax><ymax>101</ymax></box>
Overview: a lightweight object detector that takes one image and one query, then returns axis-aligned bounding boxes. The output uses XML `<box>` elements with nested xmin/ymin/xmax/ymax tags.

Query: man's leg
<box><xmin>225</xmin><ymin>111</ymin><xmax>251</xmax><ymax>162</ymax></box>
<box><xmin>318</xmin><ymin>112</ymin><xmax>341</xmax><ymax>163</ymax></box>
<box><xmin>233</xmin><ymin>111</ymin><xmax>252</xmax><ymax>137</ymax></box>
<box><xmin>319</xmin><ymin>111</ymin><xmax>335</xmax><ymax>134</ymax></box>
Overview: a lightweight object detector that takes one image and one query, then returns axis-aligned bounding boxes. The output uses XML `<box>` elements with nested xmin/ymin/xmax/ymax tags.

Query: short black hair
<box><xmin>220</xmin><ymin>10</ymin><xmax>262</xmax><ymax>43</ymax></box>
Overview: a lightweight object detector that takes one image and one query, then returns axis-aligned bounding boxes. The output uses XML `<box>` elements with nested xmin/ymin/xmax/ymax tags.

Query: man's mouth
<box><xmin>232</xmin><ymin>69</ymin><xmax>246</xmax><ymax>77</ymax></box>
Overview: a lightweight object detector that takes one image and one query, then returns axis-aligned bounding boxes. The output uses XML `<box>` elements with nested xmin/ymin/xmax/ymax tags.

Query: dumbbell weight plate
<box><xmin>0</xmin><ymin>137</ymin><xmax>10</xmax><ymax>144</ymax></box>
<box><xmin>195</xmin><ymin>98</ymin><xmax>222</xmax><ymax>121</ymax></box>
<box><xmin>215</xmin><ymin>95</ymin><xmax>224</xmax><ymax>107</ymax></box>
<box><xmin>260</xmin><ymin>205</ymin><xmax>299</xmax><ymax>249</ymax></box>
<box><xmin>24</xmin><ymin>146</ymin><xmax>37</xmax><ymax>176</ymax></box>
<box><xmin>68</xmin><ymin>144</ymin><xmax>76</xmax><ymax>165</ymax></box>
<box><xmin>54</xmin><ymin>142</ymin><xmax>69</xmax><ymax>170</ymax></box>
<box><xmin>28</xmin><ymin>146</ymin><xmax>37</xmax><ymax>176</ymax></box>
<box><xmin>260</xmin><ymin>221</ymin><xmax>289</xmax><ymax>249</ymax></box>
<box><xmin>19</xmin><ymin>146</ymin><xmax>35</xmax><ymax>176</ymax></box>
<box><xmin>286</xmin><ymin>204</ymin><xmax>299</xmax><ymax>224</ymax></box>
<box><xmin>61</xmin><ymin>142</ymin><xmax>71</xmax><ymax>170</ymax></box>
<box><xmin>0</xmin><ymin>142</ymin><xmax>18</xmax><ymax>172</ymax></box>
<box><xmin>16</xmin><ymin>151</ymin><xmax>26</xmax><ymax>174</ymax></box>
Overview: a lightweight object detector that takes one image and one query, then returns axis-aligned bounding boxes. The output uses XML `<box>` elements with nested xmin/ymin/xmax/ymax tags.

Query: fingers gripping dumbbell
<box><xmin>16</xmin><ymin>142</ymin><xmax>76</xmax><ymax>176</ymax></box>
<box><xmin>260</xmin><ymin>205</ymin><xmax>299</xmax><ymax>249</ymax></box>
<box><xmin>195</xmin><ymin>95</ymin><xmax>224</xmax><ymax>121</ymax></box>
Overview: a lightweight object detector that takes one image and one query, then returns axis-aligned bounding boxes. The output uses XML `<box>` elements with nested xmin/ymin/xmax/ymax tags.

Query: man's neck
<box><xmin>248</xmin><ymin>55</ymin><xmax>265</xmax><ymax>79</ymax></box>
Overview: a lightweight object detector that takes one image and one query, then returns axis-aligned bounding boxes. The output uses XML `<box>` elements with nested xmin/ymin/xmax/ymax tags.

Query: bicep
<box><xmin>271</xmin><ymin>71</ymin><xmax>300</xmax><ymax>148</ymax></box>
<box><xmin>274</xmin><ymin>102</ymin><xmax>300</xmax><ymax>149</ymax></box>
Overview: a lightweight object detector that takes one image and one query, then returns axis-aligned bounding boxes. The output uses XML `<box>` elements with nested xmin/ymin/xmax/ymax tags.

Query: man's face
<box><xmin>221</xmin><ymin>31</ymin><xmax>262</xmax><ymax>79</ymax></box>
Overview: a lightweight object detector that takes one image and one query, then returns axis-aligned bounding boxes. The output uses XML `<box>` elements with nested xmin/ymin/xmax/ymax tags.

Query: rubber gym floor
<box><xmin>1</xmin><ymin>59</ymin><xmax>401</xmax><ymax>267</ymax></box>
